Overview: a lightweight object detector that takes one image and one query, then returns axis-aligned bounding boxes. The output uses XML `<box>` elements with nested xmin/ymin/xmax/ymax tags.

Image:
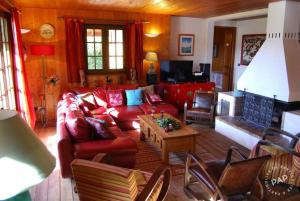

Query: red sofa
<box><xmin>57</xmin><ymin>84</ymin><xmax>179</xmax><ymax>178</ymax></box>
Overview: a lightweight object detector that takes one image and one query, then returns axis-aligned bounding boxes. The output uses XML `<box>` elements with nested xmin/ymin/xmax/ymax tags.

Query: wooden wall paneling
<box><xmin>20</xmin><ymin>8</ymin><xmax>170</xmax><ymax>121</ymax></box>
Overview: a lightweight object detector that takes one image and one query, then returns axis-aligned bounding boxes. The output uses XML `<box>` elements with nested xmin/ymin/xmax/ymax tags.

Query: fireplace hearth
<box><xmin>239</xmin><ymin>92</ymin><xmax>300</xmax><ymax>129</ymax></box>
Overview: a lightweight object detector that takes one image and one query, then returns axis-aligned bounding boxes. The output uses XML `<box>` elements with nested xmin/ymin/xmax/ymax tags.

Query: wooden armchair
<box><xmin>183</xmin><ymin>90</ymin><xmax>216</xmax><ymax>127</ymax></box>
<box><xmin>184</xmin><ymin>141</ymin><xmax>272</xmax><ymax>201</ymax></box>
<box><xmin>262</xmin><ymin>127</ymin><xmax>300</xmax><ymax>149</ymax></box>
<box><xmin>71</xmin><ymin>158</ymin><xmax>171</xmax><ymax>201</ymax></box>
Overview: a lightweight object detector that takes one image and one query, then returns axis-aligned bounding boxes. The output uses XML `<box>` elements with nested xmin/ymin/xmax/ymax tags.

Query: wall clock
<box><xmin>39</xmin><ymin>23</ymin><xmax>55</xmax><ymax>39</ymax></box>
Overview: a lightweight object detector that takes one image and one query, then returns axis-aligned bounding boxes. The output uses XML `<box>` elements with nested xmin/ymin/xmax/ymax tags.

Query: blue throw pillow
<box><xmin>125</xmin><ymin>89</ymin><xmax>143</xmax><ymax>106</ymax></box>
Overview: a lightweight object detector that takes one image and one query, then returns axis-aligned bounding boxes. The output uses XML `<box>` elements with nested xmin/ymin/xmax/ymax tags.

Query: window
<box><xmin>0</xmin><ymin>14</ymin><xmax>15</xmax><ymax>110</ymax></box>
<box><xmin>85</xmin><ymin>25</ymin><xmax>125</xmax><ymax>73</ymax></box>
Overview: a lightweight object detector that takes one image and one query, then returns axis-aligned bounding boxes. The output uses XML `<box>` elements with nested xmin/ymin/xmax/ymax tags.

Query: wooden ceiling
<box><xmin>13</xmin><ymin>0</ymin><xmax>282</xmax><ymax>17</ymax></box>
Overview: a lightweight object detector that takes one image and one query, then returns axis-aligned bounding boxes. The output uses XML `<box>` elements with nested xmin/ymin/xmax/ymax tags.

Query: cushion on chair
<box><xmin>125</xmin><ymin>89</ymin><xmax>143</xmax><ymax>106</ymax></box>
<box><xmin>293</xmin><ymin>140</ymin><xmax>300</xmax><ymax>172</ymax></box>
<box><xmin>71</xmin><ymin>159</ymin><xmax>140</xmax><ymax>200</ymax></box>
<box><xmin>71</xmin><ymin>159</ymin><xmax>164</xmax><ymax>201</ymax></box>
<box><xmin>250</xmin><ymin>143</ymin><xmax>300</xmax><ymax>187</ymax></box>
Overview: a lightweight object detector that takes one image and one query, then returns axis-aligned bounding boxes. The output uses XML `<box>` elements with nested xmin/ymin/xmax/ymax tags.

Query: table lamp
<box><xmin>30</xmin><ymin>45</ymin><xmax>55</xmax><ymax>127</ymax></box>
<box><xmin>145</xmin><ymin>52</ymin><xmax>158</xmax><ymax>74</ymax></box>
<box><xmin>0</xmin><ymin>110</ymin><xmax>56</xmax><ymax>201</ymax></box>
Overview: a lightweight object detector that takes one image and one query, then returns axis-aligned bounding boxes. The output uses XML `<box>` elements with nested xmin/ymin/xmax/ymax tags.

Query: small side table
<box><xmin>217</xmin><ymin>91</ymin><xmax>243</xmax><ymax>117</ymax></box>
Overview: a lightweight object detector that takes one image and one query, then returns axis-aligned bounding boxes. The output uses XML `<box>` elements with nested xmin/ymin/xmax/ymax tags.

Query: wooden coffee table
<box><xmin>138</xmin><ymin>113</ymin><xmax>199</xmax><ymax>164</ymax></box>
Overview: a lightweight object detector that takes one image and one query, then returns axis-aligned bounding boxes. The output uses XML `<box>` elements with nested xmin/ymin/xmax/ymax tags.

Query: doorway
<box><xmin>212</xmin><ymin>26</ymin><xmax>236</xmax><ymax>91</ymax></box>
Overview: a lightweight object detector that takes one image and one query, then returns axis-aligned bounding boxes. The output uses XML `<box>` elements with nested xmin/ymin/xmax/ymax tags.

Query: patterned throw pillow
<box><xmin>85</xmin><ymin>117</ymin><xmax>115</xmax><ymax>140</ymax></box>
<box><xmin>76</xmin><ymin>92</ymin><xmax>97</xmax><ymax>110</ymax></box>
<box><xmin>145</xmin><ymin>93</ymin><xmax>163</xmax><ymax>105</ymax></box>
<box><xmin>93</xmin><ymin>88</ymin><xmax>108</xmax><ymax>108</ymax></box>
<box><xmin>106</xmin><ymin>90</ymin><xmax>125</xmax><ymax>107</ymax></box>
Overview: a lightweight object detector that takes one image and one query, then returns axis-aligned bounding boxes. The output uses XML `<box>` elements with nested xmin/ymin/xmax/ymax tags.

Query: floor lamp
<box><xmin>0</xmin><ymin>110</ymin><xmax>56</xmax><ymax>201</ymax></box>
<box><xmin>30</xmin><ymin>45</ymin><xmax>55</xmax><ymax>127</ymax></box>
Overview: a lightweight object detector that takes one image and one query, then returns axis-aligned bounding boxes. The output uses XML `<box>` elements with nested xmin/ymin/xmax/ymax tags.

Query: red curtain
<box><xmin>125</xmin><ymin>21</ymin><xmax>143</xmax><ymax>82</ymax></box>
<box><xmin>134</xmin><ymin>21</ymin><xmax>144</xmax><ymax>83</ymax></box>
<box><xmin>11</xmin><ymin>10</ymin><xmax>36</xmax><ymax>128</ymax></box>
<box><xmin>65</xmin><ymin>18</ymin><xmax>85</xmax><ymax>83</ymax></box>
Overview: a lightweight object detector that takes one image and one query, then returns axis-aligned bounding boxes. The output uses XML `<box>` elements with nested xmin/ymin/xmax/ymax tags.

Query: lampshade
<box><xmin>30</xmin><ymin>45</ymin><xmax>55</xmax><ymax>56</ymax></box>
<box><xmin>0</xmin><ymin>110</ymin><xmax>56</xmax><ymax>200</ymax></box>
<box><xmin>145</xmin><ymin>52</ymin><xmax>158</xmax><ymax>62</ymax></box>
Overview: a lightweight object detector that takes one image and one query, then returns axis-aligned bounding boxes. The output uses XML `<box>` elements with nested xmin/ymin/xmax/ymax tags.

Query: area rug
<box><xmin>126</xmin><ymin>130</ymin><xmax>188</xmax><ymax>176</ymax></box>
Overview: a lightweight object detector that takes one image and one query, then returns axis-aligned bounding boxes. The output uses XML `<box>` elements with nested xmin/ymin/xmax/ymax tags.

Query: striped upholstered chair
<box><xmin>71</xmin><ymin>159</ymin><xmax>171</xmax><ymax>201</ymax></box>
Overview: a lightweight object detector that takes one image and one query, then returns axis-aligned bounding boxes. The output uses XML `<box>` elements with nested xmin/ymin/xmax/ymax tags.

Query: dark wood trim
<box><xmin>84</xmin><ymin>24</ymin><xmax>127</xmax><ymax>75</ymax></box>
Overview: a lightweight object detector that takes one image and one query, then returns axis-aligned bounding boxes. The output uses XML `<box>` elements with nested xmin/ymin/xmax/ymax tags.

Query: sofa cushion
<box><xmin>108</xmin><ymin>106</ymin><xmax>144</xmax><ymax>122</ymax></box>
<box><xmin>74</xmin><ymin>137</ymin><xmax>137</xmax><ymax>159</ymax></box>
<box><xmin>145</xmin><ymin>93</ymin><xmax>163</xmax><ymax>105</ymax></box>
<box><xmin>93</xmin><ymin>88</ymin><xmax>108</xmax><ymax>108</ymax></box>
<box><xmin>93</xmin><ymin>114</ymin><xmax>117</xmax><ymax>127</ymax></box>
<box><xmin>65</xmin><ymin>104</ymin><xmax>92</xmax><ymax>142</ymax></box>
<box><xmin>106</xmin><ymin>89</ymin><xmax>125</xmax><ymax>107</ymax></box>
<box><xmin>76</xmin><ymin>92</ymin><xmax>97</xmax><ymax>110</ymax></box>
<box><xmin>125</xmin><ymin>89</ymin><xmax>143</xmax><ymax>106</ymax></box>
<box><xmin>85</xmin><ymin>117</ymin><xmax>115</xmax><ymax>140</ymax></box>
<box><xmin>139</xmin><ymin>85</ymin><xmax>154</xmax><ymax>94</ymax></box>
<box><xmin>90</xmin><ymin>107</ymin><xmax>106</xmax><ymax>115</ymax></box>
<box><xmin>139</xmin><ymin>103</ymin><xmax>179</xmax><ymax>118</ymax></box>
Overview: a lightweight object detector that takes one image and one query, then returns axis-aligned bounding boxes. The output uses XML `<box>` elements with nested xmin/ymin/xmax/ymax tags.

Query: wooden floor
<box><xmin>30</xmin><ymin>123</ymin><xmax>250</xmax><ymax>201</ymax></box>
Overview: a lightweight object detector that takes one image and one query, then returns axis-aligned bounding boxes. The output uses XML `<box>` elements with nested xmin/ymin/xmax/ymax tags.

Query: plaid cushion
<box><xmin>71</xmin><ymin>159</ymin><xmax>163</xmax><ymax>201</ymax></box>
<box><xmin>250</xmin><ymin>144</ymin><xmax>300</xmax><ymax>187</ymax></box>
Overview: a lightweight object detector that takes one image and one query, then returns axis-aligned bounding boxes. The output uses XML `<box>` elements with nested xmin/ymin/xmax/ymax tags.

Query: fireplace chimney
<box><xmin>237</xmin><ymin>0</ymin><xmax>300</xmax><ymax>102</ymax></box>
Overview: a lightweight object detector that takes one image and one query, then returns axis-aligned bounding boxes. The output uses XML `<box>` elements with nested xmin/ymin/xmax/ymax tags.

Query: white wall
<box><xmin>169</xmin><ymin>16</ymin><xmax>206</xmax><ymax>71</ymax></box>
<box><xmin>233</xmin><ymin>18</ymin><xmax>267</xmax><ymax>89</ymax></box>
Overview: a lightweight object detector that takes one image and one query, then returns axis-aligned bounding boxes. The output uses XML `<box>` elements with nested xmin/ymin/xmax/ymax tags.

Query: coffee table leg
<box><xmin>140</xmin><ymin>131</ymin><xmax>145</xmax><ymax>141</ymax></box>
<box><xmin>162</xmin><ymin>149</ymin><xmax>169</xmax><ymax>164</ymax></box>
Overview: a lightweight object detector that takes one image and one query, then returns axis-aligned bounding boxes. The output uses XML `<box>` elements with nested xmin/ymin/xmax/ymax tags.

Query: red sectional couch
<box><xmin>57</xmin><ymin>83</ymin><xmax>215</xmax><ymax>178</ymax></box>
<box><xmin>57</xmin><ymin>84</ymin><xmax>179</xmax><ymax>178</ymax></box>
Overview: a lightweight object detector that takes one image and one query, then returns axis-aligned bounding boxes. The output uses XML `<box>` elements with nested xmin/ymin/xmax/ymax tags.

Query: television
<box><xmin>160</xmin><ymin>60</ymin><xmax>193</xmax><ymax>83</ymax></box>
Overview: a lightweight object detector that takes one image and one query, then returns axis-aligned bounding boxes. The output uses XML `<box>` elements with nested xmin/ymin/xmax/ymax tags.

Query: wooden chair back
<box><xmin>218</xmin><ymin>155</ymin><xmax>271</xmax><ymax>196</ymax></box>
<box><xmin>193</xmin><ymin>90</ymin><xmax>214</xmax><ymax>109</ymax></box>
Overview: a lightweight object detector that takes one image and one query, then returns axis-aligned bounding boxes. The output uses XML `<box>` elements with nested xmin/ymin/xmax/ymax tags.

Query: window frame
<box><xmin>84</xmin><ymin>24</ymin><xmax>127</xmax><ymax>74</ymax></box>
<box><xmin>0</xmin><ymin>11</ymin><xmax>16</xmax><ymax>110</ymax></box>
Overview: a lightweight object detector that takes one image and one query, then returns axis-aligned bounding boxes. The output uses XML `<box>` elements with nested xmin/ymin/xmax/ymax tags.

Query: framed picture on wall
<box><xmin>240</xmin><ymin>34</ymin><xmax>266</xmax><ymax>65</ymax></box>
<box><xmin>178</xmin><ymin>34</ymin><xmax>194</xmax><ymax>56</ymax></box>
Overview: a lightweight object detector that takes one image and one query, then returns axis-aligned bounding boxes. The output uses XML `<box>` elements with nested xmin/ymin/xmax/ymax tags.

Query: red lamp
<box><xmin>30</xmin><ymin>45</ymin><xmax>55</xmax><ymax>126</ymax></box>
<box><xmin>30</xmin><ymin>45</ymin><xmax>55</xmax><ymax>56</ymax></box>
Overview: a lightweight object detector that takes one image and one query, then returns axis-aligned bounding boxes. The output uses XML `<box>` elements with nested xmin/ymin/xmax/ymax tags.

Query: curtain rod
<box><xmin>57</xmin><ymin>16</ymin><xmax>150</xmax><ymax>24</ymax></box>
